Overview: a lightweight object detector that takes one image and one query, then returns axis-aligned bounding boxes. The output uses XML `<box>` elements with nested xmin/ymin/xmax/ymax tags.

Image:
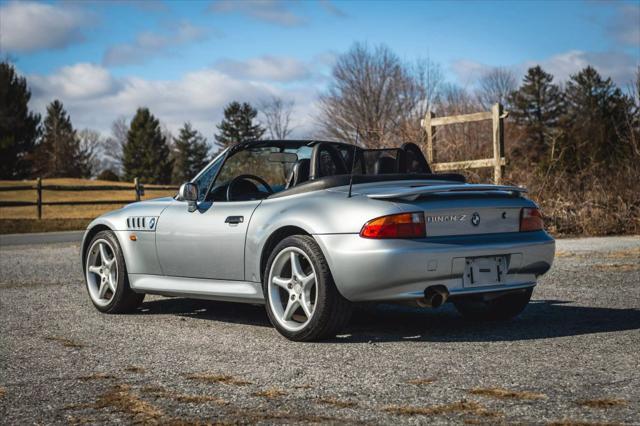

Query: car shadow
<box><xmin>135</xmin><ymin>297</ymin><xmax>640</xmax><ymax>343</ymax></box>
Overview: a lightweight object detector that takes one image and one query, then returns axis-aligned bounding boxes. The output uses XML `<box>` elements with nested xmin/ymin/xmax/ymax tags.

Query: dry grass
<box><xmin>124</xmin><ymin>366</ymin><xmax>145</xmax><ymax>374</ymax></box>
<box><xmin>93</xmin><ymin>384</ymin><xmax>163</xmax><ymax>423</ymax></box>
<box><xmin>65</xmin><ymin>415</ymin><xmax>95</xmax><ymax>425</ymax></box>
<box><xmin>252</xmin><ymin>388</ymin><xmax>287</xmax><ymax>398</ymax></box>
<box><xmin>139</xmin><ymin>385</ymin><xmax>168</xmax><ymax>397</ymax></box>
<box><xmin>468</xmin><ymin>387</ymin><xmax>547</xmax><ymax>400</ymax></box>
<box><xmin>406</xmin><ymin>378</ymin><xmax>436</xmax><ymax>385</ymax></box>
<box><xmin>184</xmin><ymin>373</ymin><xmax>251</xmax><ymax>386</ymax></box>
<box><xmin>0</xmin><ymin>178</ymin><xmax>175</xmax><ymax>233</ymax></box>
<box><xmin>44</xmin><ymin>336</ymin><xmax>84</xmax><ymax>348</ymax></box>
<box><xmin>592</xmin><ymin>263</ymin><xmax>640</xmax><ymax>272</ymax></box>
<box><xmin>577</xmin><ymin>398</ymin><xmax>628</xmax><ymax>409</ymax></box>
<box><xmin>317</xmin><ymin>396</ymin><xmax>358</xmax><ymax>408</ymax></box>
<box><xmin>293</xmin><ymin>384</ymin><xmax>313</xmax><ymax>389</ymax></box>
<box><xmin>77</xmin><ymin>373</ymin><xmax>115</xmax><ymax>381</ymax></box>
<box><xmin>173</xmin><ymin>394</ymin><xmax>228</xmax><ymax>405</ymax></box>
<box><xmin>548</xmin><ymin>420</ymin><xmax>621</xmax><ymax>426</ymax></box>
<box><xmin>383</xmin><ymin>400</ymin><xmax>501</xmax><ymax>418</ymax></box>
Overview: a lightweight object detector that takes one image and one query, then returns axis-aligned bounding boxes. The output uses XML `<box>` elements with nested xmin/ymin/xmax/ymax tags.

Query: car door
<box><xmin>155</xmin><ymin>199</ymin><xmax>261</xmax><ymax>280</ymax></box>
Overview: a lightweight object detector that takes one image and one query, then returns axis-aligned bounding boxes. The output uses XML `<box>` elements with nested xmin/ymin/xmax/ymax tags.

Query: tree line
<box><xmin>0</xmin><ymin>61</ymin><xmax>294</xmax><ymax>184</ymax></box>
<box><xmin>2</xmin><ymin>44</ymin><xmax>639</xmax><ymax>185</ymax></box>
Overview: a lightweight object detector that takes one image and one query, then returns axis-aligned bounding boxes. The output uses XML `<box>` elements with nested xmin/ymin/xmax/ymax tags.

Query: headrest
<box><xmin>285</xmin><ymin>158</ymin><xmax>311</xmax><ymax>189</ymax></box>
<box><xmin>374</xmin><ymin>156</ymin><xmax>397</xmax><ymax>174</ymax></box>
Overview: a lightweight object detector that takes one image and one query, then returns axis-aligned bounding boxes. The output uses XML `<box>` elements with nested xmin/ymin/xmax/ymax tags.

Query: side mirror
<box><xmin>179</xmin><ymin>182</ymin><xmax>198</xmax><ymax>212</ymax></box>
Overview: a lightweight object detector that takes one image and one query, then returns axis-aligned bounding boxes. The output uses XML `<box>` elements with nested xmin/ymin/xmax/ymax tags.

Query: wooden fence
<box><xmin>0</xmin><ymin>178</ymin><xmax>178</xmax><ymax>219</ymax></box>
<box><xmin>421</xmin><ymin>102</ymin><xmax>508</xmax><ymax>184</ymax></box>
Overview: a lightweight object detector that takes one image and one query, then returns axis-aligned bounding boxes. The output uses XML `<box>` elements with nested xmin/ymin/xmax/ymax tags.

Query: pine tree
<box><xmin>561</xmin><ymin>66</ymin><xmax>634</xmax><ymax>172</ymax></box>
<box><xmin>0</xmin><ymin>62</ymin><xmax>41</xmax><ymax>178</ymax></box>
<box><xmin>510</xmin><ymin>66</ymin><xmax>564</xmax><ymax>164</ymax></box>
<box><xmin>33</xmin><ymin>100</ymin><xmax>91</xmax><ymax>177</ymax></box>
<box><xmin>214</xmin><ymin>101</ymin><xmax>265</xmax><ymax>148</ymax></box>
<box><xmin>122</xmin><ymin>108</ymin><xmax>173</xmax><ymax>184</ymax></box>
<box><xmin>171</xmin><ymin>122</ymin><xmax>210</xmax><ymax>184</ymax></box>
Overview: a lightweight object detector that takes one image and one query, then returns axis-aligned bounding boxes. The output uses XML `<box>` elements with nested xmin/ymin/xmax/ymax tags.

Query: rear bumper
<box><xmin>314</xmin><ymin>231</ymin><xmax>554</xmax><ymax>302</ymax></box>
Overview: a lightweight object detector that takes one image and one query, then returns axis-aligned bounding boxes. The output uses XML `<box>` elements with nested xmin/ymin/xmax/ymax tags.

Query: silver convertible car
<box><xmin>81</xmin><ymin>140</ymin><xmax>555</xmax><ymax>341</ymax></box>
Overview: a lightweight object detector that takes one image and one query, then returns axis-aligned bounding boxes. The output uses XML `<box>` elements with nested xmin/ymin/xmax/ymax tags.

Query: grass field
<box><xmin>0</xmin><ymin>178</ymin><xmax>177</xmax><ymax>234</ymax></box>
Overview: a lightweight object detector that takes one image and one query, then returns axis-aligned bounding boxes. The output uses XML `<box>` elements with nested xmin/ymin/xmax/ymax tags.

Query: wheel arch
<box><xmin>259</xmin><ymin>225</ymin><xmax>310</xmax><ymax>282</ymax></box>
<box><xmin>81</xmin><ymin>224</ymin><xmax>113</xmax><ymax>272</ymax></box>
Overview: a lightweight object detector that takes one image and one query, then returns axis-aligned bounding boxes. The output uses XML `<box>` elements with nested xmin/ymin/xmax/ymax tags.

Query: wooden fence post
<box><xmin>134</xmin><ymin>177</ymin><xmax>141</xmax><ymax>201</ymax></box>
<box><xmin>36</xmin><ymin>177</ymin><xmax>42</xmax><ymax>219</ymax></box>
<box><xmin>491</xmin><ymin>103</ymin><xmax>505</xmax><ymax>184</ymax></box>
<box><xmin>424</xmin><ymin>111</ymin><xmax>436</xmax><ymax>164</ymax></box>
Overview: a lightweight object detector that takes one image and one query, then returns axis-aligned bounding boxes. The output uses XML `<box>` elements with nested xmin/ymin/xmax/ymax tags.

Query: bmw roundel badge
<box><xmin>148</xmin><ymin>217</ymin><xmax>156</xmax><ymax>229</ymax></box>
<box><xmin>471</xmin><ymin>212</ymin><xmax>480</xmax><ymax>226</ymax></box>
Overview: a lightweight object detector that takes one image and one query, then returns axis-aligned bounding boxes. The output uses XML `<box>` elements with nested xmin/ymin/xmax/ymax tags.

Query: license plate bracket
<box><xmin>463</xmin><ymin>256</ymin><xmax>508</xmax><ymax>287</ymax></box>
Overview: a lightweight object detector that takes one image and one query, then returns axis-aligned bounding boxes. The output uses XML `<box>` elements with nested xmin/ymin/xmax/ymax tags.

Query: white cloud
<box><xmin>27</xmin><ymin>63</ymin><xmax>320</xmax><ymax>143</ymax></box>
<box><xmin>451</xmin><ymin>50</ymin><xmax>638</xmax><ymax>87</ymax></box>
<box><xmin>0</xmin><ymin>1</ymin><xmax>88</xmax><ymax>52</ymax></box>
<box><xmin>527</xmin><ymin>50</ymin><xmax>638</xmax><ymax>86</ymax></box>
<box><xmin>215</xmin><ymin>56</ymin><xmax>311</xmax><ymax>82</ymax></box>
<box><xmin>209</xmin><ymin>0</ymin><xmax>305</xmax><ymax>27</ymax></box>
<box><xmin>103</xmin><ymin>21</ymin><xmax>210</xmax><ymax>66</ymax></box>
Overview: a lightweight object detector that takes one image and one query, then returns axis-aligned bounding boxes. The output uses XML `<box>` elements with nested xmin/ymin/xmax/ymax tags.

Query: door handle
<box><xmin>225</xmin><ymin>216</ymin><xmax>244</xmax><ymax>225</ymax></box>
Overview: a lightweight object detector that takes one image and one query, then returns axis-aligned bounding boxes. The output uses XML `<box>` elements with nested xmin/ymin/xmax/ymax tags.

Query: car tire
<box><xmin>263</xmin><ymin>235</ymin><xmax>352</xmax><ymax>341</ymax></box>
<box><xmin>84</xmin><ymin>230</ymin><xmax>144</xmax><ymax>314</ymax></box>
<box><xmin>453</xmin><ymin>288</ymin><xmax>533</xmax><ymax>321</ymax></box>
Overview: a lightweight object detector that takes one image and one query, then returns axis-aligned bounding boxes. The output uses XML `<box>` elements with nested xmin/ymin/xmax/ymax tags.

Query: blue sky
<box><xmin>1</xmin><ymin>0</ymin><xmax>638</xmax><ymax>139</ymax></box>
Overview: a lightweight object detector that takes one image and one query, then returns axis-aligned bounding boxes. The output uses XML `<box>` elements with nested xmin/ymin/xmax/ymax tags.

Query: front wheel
<box><xmin>263</xmin><ymin>235</ymin><xmax>352</xmax><ymax>341</ymax></box>
<box><xmin>84</xmin><ymin>230</ymin><xmax>144</xmax><ymax>314</ymax></box>
<box><xmin>453</xmin><ymin>288</ymin><xmax>533</xmax><ymax>321</ymax></box>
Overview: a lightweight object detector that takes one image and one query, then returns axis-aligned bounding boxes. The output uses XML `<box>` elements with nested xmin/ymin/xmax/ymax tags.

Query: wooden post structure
<box><xmin>492</xmin><ymin>103</ymin><xmax>505</xmax><ymax>184</ymax></box>
<box><xmin>134</xmin><ymin>177</ymin><xmax>141</xmax><ymax>202</ymax></box>
<box><xmin>421</xmin><ymin>102</ymin><xmax>507</xmax><ymax>184</ymax></box>
<box><xmin>424</xmin><ymin>111</ymin><xmax>436</xmax><ymax>164</ymax></box>
<box><xmin>36</xmin><ymin>177</ymin><xmax>42</xmax><ymax>220</ymax></box>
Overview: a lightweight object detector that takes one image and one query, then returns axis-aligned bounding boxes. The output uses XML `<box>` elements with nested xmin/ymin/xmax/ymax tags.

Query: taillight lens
<box><xmin>360</xmin><ymin>212</ymin><xmax>426</xmax><ymax>239</ymax></box>
<box><xmin>520</xmin><ymin>208</ymin><xmax>544</xmax><ymax>232</ymax></box>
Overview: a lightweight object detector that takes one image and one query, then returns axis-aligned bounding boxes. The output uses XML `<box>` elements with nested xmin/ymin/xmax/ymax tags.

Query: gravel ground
<box><xmin>1</xmin><ymin>236</ymin><xmax>639</xmax><ymax>425</ymax></box>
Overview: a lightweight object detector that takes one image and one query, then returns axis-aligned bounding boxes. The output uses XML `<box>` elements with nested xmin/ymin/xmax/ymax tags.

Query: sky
<box><xmin>1</xmin><ymin>0</ymin><xmax>639</xmax><ymax>143</ymax></box>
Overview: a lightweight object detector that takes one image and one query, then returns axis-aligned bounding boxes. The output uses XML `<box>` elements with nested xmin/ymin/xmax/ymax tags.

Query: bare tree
<box><xmin>77</xmin><ymin>129</ymin><xmax>101</xmax><ymax>177</ymax></box>
<box><xmin>476</xmin><ymin>67</ymin><xmax>517</xmax><ymax>110</ymax></box>
<box><xmin>398</xmin><ymin>58</ymin><xmax>445</xmax><ymax>142</ymax></box>
<box><xmin>259</xmin><ymin>96</ymin><xmax>295</xmax><ymax>139</ymax></box>
<box><xmin>101</xmin><ymin>116</ymin><xmax>128</xmax><ymax>175</ymax></box>
<box><xmin>318</xmin><ymin>43</ymin><xmax>417</xmax><ymax>147</ymax></box>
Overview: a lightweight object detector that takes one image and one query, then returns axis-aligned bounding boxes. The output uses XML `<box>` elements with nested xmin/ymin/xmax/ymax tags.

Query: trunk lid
<box><xmin>339</xmin><ymin>181</ymin><xmax>530</xmax><ymax>237</ymax></box>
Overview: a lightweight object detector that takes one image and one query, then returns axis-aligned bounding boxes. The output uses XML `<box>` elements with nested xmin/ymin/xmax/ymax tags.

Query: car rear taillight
<box><xmin>360</xmin><ymin>212</ymin><xmax>426</xmax><ymax>239</ymax></box>
<box><xmin>520</xmin><ymin>208</ymin><xmax>544</xmax><ymax>232</ymax></box>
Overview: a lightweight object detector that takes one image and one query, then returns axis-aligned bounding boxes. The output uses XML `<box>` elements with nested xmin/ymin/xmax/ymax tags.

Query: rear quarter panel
<box><xmin>244</xmin><ymin>189</ymin><xmax>402</xmax><ymax>282</ymax></box>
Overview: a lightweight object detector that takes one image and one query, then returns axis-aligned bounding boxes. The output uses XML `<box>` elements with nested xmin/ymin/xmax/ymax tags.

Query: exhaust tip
<box><xmin>418</xmin><ymin>285</ymin><xmax>449</xmax><ymax>308</ymax></box>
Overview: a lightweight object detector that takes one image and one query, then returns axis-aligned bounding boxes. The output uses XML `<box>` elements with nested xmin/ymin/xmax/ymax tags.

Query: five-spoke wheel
<box><xmin>86</xmin><ymin>239</ymin><xmax>118</xmax><ymax>307</ymax></box>
<box><xmin>84</xmin><ymin>230</ymin><xmax>144</xmax><ymax>313</ymax></box>
<box><xmin>263</xmin><ymin>235</ymin><xmax>352</xmax><ymax>341</ymax></box>
<box><xmin>268</xmin><ymin>247</ymin><xmax>318</xmax><ymax>331</ymax></box>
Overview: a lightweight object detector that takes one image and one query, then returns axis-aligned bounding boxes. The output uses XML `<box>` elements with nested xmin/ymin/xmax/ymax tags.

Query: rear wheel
<box><xmin>84</xmin><ymin>230</ymin><xmax>144</xmax><ymax>313</ymax></box>
<box><xmin>453</xmin><ymin>288</ymin><xmax>533</xmax><ymax>321</ymax></box>
<box><xmin>263</xmin><ymin>235</ymin><xmax>352</xmax><ymax>341</ymax></box>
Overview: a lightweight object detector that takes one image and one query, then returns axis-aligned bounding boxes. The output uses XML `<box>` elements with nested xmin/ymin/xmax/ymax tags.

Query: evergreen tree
<box><xmin>171</xmin><ymin>122</ymin><xmax>210</xmax><ymax>184</ymax></box>
<box><xmin>560</xmin><ymin>66</ymin><xmax>634</xmax><ymax>172</ymax></box>
<box><xmin>122</xmin><ymin>107</ymin><xmax>173</xmax><ymax>184</ymax></box>
<box><xmin>33</xmin><ymin>100</ymin><xmax>91</xmax><ymax>177</ymax></box>
<box><xmin>510</xmin><ymin>66</ymin><xmax>564</xmax><ymax>164</ymax></box>
<box><xmin>0</xmin><ymin>62</ymin><xmax>41</xmax><ymax>178</ymax></box>
<box><xmin>214</xmin><ymin>101</ymin><xmax>265</xmax><ymax>148</ymax></box>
